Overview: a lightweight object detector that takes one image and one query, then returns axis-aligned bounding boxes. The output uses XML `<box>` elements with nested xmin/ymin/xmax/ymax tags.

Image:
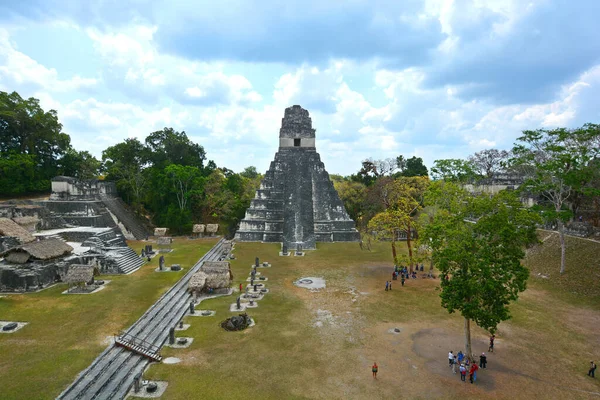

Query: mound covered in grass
<box><xmin>526</xmin><ymin>231</ymin><xmax>600</xmax><ymax>299</ymax></box>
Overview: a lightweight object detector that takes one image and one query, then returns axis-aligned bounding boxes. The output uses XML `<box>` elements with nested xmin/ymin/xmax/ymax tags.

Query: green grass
<box><xmin>1</xmin><ymin>236</ymin><xmax>599</xmax><ymax>399</ymax></box>
<box><xmin>0</xmin><ymin>237</ymin><xmax>218</xmax><ymax>400</ymax></box>
<box><xmin>525</xmin><ymin>230</ymin><xmax>600</xmax><ymax>306</ymax></box>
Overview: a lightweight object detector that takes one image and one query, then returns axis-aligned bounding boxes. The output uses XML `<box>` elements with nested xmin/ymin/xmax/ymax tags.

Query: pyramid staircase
<box><xmin>100</xmin><ymin>195</ymin><xmax>152</xmax><ymax>240</ymax></box>
<box><xmin>110</xmin><ymin>248</ymin><xmax>145</xmax><ymax>274</ymax></box>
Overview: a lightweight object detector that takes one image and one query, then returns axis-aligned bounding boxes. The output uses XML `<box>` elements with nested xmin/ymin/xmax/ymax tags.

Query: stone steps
<box><xmin>112</xmin><ymin>248</ymin><xmax>145</xmax><ymax>274</ymax></box>
<box><xmin>100</xmin><ymin>196</ymin><xmax>151</xmax><ymax>240</ymax></box>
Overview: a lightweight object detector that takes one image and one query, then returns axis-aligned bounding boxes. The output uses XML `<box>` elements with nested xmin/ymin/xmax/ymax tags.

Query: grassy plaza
<box><xmin>0</xmin><ymin>236</ymin><xmax>599</xmax><ymax>399</ymax></box>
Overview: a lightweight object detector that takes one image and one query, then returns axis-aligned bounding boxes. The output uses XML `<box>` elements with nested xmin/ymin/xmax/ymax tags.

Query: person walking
<box><xmin>372</xmin><ymin>362</ymin><xmax>378</xmax><ymax>378</ymax></box>
<box><xmin>489</xmin><ymin>334</ymin><xmax>495</xmax><ymax>352</ymax></box>
<box><xmin>452</xmin><ymin>355</ymin><xmax>458</xmax><ymax>374</ymax></box>
<box><xmin>239</xmin><ymin>283</ymin><xmax>243</xmax><ymax>292</ymax></box>
<box><xmin>472</xmin><ymin>362</ymin><xmax>479</xmax><ymax>382</ymax></box>
<box><xmin>460</xmin><ymin>364</ymin><xmax>467</xmax><ymax>382</ymax></box>
<box><xmin>385</xmin><ymin>281</ymin><xmax>389</xmax><ymax>291</ymax></box>
<box><xmin>479</xmin><ymin>353</ymin><xmax>487</xmax><ymax>368</ymax></box>
<box><xmin>389</xmin><ymin>281</ymin><xmax>392</xmax><ymax>290</ymax></box>
<box><xmin>448</xmin><ymin>351</ymin><xmax>454</xmax><ymax>368</ymax></box>
<box><xmin>589</xmin><ymin>361</ymin><xmax>597</xmax><ymax>378</ymax></box>
<box><xmin>401</xmin><ymin>276</ymin><xmax>405</xmax><ymax>286</ymax></box>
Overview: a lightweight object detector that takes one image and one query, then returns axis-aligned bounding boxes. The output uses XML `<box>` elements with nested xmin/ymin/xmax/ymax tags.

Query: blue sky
<box><xmin>1</xmin><ymin>0</ymin><xmax>599</xmax><ymax>175</ymax></box>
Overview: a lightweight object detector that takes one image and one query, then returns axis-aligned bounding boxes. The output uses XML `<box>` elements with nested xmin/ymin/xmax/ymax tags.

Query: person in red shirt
<box><xmin>239</xmin><ymin>283</ymin><xmax>243</xmax><ymax>292</ymax></box>
<box><xmin>469</xmin><ymin>362</ymin><xmax>479</xmax><ymax>383</ymax></box>
<box><xmin>372</xmin><ymin>362</ymin><xmax>378</xmax><ymax>378</ymax></box>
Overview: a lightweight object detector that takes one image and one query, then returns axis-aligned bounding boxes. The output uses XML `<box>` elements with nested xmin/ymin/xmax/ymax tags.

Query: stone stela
<box><xmin>235</xmin><ymin>105</ymin><xmax>360</xmax><ymax>250</ymax></box>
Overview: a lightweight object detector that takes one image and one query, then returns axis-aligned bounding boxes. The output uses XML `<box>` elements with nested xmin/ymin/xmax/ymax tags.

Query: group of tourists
<box><xmin>386</xmin><ymin>265</ymin><xmax>422</xmax><ymax>290</ymax></box>
<box><xmin>447</xmin><ymin>335</ymin><xmax>495</xmax><ymax>384</ymax></box>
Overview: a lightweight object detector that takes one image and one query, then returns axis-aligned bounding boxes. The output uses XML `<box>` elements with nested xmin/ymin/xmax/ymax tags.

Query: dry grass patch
<box><xmin>144</xmin><ymin>241</ymin><xmax>600</xmax><ymax>400</ymax></box>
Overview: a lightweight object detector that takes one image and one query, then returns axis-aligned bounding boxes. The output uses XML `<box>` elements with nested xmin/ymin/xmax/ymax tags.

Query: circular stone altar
<box><xmin>294</xmin><ymin>277</ymin><xmax>326</xmax><ymax>290</ymax></box>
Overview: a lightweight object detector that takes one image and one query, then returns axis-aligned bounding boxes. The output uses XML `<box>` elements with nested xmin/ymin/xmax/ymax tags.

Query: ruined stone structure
<box><xmin>235</xmin><ymin>105</ymin><xmax>360</xmax><ymax>249</ymax></box>
<box><xmin>0</xmin><ymin>177</ymin><xmax>150</xmax><ymax>292</ymax></box>
<box><xmin>49</xmin><ymin>176</ymin><xmax>152</xmax><ymax>240</ymax></box>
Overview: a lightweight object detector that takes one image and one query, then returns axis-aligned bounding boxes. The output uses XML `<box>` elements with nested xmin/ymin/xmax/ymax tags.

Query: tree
<box><xmin>0</xmin><ymin>153</ymin><xmax>43</xmax><ymax>196</ymax></box>
<box><xmin>60</xmin><ymin>149</ymin><xmax>102</xmax><ymax>180</ymax></box>
<box><xmin>145</xmin><ymin>127</ymin><xmax>207</xmax><ymax>170</ymax></box>
<box><xmin>511</xmin><ymin>124</ymin><xmax>600</xmax><ymax>274</ymax></box>
<box><xmin>424</xmin><ymin>184</ymin><xmax>539</xmax><ymax>358</ymax></box>
<box><xmin>165</xmin><ymin>164</ymin><xmax>203</xmax><ymax>211</ymax></box>
<box><xmin>368</xmin><ymin>176</ymin><xmax>429</xmax><ymax>268</ymax></box>
<box><xmin>102</xmin><ymin>138</ymin><xmax>149</xmax><ymax>207</ymax></box>
<box><xmin>333</xmin><ymin>180</ymin><xmax>367</xmax><ymax>226</ymax></box>
<box><xmin>431</xmin><ymin>159</ymin><xmax>476</xmax><ymax>182</ymax></box>
<box><xmin>350</xmin><ymin>159</ymin><xmax>380</xmax><ymax>186</ymax></box>
<box><xmin>396</xmin><ymin>155</ymin><xmax>429</xmax><ymax>177</ymax></box>
<box><xmin>468</xmin><ymin>149</ymin><xmax>509</xmax><ymax>179</ymax></box>
<box><xmin>240</xmin><ymin>166</ymin><xmax>259</xmax><ymax>180</ymax></box>
<box><xmin>0</xmin><ymin>91</ymin><xmax>71</xmax><ymax>192</ymax></box>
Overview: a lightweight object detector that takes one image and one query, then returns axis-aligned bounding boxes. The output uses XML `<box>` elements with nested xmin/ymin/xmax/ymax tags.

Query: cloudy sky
<box><xmin>1</xmin><ymin>0</ymin><xmax>599</xmax><ymax>175</ymax></box>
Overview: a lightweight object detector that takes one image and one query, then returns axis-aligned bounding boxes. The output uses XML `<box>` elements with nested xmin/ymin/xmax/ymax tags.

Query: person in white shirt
<box><xmin>448</xmin><ymin>351</ymin><xmax>454</xmax><ymax>367</ymax></box>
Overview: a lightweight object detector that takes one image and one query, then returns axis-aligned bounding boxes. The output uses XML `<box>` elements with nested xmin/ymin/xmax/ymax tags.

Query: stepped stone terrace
<box><xmin>0</xmin><ymin>177</ymin><xmax>149</xmax><ymax>292</ymax></box>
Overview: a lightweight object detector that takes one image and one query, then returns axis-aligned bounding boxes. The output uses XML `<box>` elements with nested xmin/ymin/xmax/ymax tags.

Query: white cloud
<box><xmin>0</xmin><ymin>29</ymin><xmax>97</xmax><ymax>92</ymax></box>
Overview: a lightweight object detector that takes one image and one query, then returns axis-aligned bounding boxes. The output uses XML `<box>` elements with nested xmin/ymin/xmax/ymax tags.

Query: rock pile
<box><xmin>221</xmin><ymin>313</ymin><xmax>252</xmax><ymax>331</ymax></box>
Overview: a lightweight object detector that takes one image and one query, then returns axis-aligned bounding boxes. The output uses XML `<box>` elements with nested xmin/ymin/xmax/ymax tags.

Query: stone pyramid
<box><xmin>235</xmin><ymin>105</ymin><xmax>360</xmax><ymax>250</ymax></box>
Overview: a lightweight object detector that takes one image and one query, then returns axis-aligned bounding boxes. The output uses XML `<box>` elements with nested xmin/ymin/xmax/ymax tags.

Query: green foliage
<box><xmin>396</xmin><ymin>155</ymin><xmax>429</xmax><ymax>177</ymax></box>
<box><xmin>59</xmin><ymin>149</ymin><xmax>102</xmax><ymax>180</ymax></box>
<box><xmin>145</xmin><ymin>127</ymin><xmax>207</xmax><ymax>170</ymax></box>
<box><xmin>424</xmin><ymin>183</ymin><xmax>540</xmax><ymax>333</ymax></box>
<box><xmin>510</xmin><ymin>124</ymin><xmax>600</xmax><ymax>273</ymax></box>
<box><xmin>0</xmin><ymin>91</ymin><xmax>71</xmax><ymax>194</ymax></box>
<box><xmin>430</xmin><ymin>158</ymin><xmax>476</xmax><ymax>182</ymax></box>
<box><xmin>0</xmin><ymin>152</ymin><xmax>49</xmax><ymax>195</ymax></box>
<box><xmin>333</xmin><ymin>180</ymin><xmax>367</xmax><ymax>224</ymax></box>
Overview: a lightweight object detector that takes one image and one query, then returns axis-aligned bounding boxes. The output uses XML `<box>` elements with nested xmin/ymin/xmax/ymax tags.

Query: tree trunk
<box><xmin>558</xmin><ymin>220</ymin><xmax>566</xmax><ymax>274</ymax></box>
<box><xmin>406</xmin><ymin>221</ymin><xmax>413</xmax><ymax>272</ymax></box>
<box><xmin>464</xmin><ymin>317</ymin><xmax>472</xmax><ymax>361</ymax></box>
<box><xmin>391</xmin><ymin>239</ymin><xmax>397</xmax><ymax>264</ymax></box>
<box><xmin>428</xmin><ymin>257</ymin><xmax>434</xmax><ymax>278</ymax></box>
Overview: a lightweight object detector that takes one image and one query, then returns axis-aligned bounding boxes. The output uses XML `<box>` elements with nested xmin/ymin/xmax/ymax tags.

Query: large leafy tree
<box><xmin>0</xmin><ymin>91</ymin><xmax>71</xmax><ymax>193</ymax></box>
<box><xmin>60</xmin><ymin>149</ymin><xmax>102</xmax><ymax>180</ymax></box>
<box><xmin>424</xmin><ymin>183</ymin><xmax>539</xmax><ymax>358</ymax></box>
<box><xmin>511</xmin><ymin>124</ymin><xmax>600</xmax><ymax>274</ymax></box>
<box><xmin>333</xmin><ymin>180</ymin><xmax>368</xmax><ymax>227</ymax></box>
<box><xmin>368</xmin><ymin>176</ymin><xmax>429</xmax><ymax>267</ymax></box>
<box><xmin>468</xmin><ymin>149</ymin><xmax>510</xmax><ymax>180</ymax></box>
<box><xmin>102</xmin><ymin>138</ymin><xmax>149</xmax><ymax>207</ymax></box>
<box><xmin>145</xmin><ymin>127</ymin><xmax>207</xmax><ymax>170</ymax></box>
<box><xmin>431</xmin><ymin>159</ymin><xmax>476</xmax><ymax>182</ymax></box>
<box><xmin>0</xmin><ymin>153</ymin><xmax>44</xmax><ymax>195</ymax></box>
<box><xmin>396</xmin><ymin>155</ymin><xmax>429</xmax><ymax>177</ymax></box>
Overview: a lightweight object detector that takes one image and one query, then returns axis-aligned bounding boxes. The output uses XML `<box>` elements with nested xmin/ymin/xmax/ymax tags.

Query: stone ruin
<box><xmin>157</xmin><ymin>236</ymin><xmax>173</xmax><ymax>253</ymax></box>
<box><xmin>154</xmin><ymin>227</ymin><xmax>168</xmax><ymax>237</ymax></box>
<box><xmin>205</xmin><ymin>224</ymin><xmax>219</xmax><ymax>236</ymax></box>
<box><xmin>0</xmin><ymin>176</ymin><xmax>152</xmax><ymax>292</ymax></box>
<box><xmin>235</xmin><ymin>105</ymin><xmax>360</xmax><ymax>250</ymax></box>
<box><xmin>221</xmin><ymin>313</ymin><xmax>252</xmax><ymax>331</ymax></box>
<box><xmin>192</xmin><ymin>224</ymin><xmax>205</xmax><ymax>237</ymax></box>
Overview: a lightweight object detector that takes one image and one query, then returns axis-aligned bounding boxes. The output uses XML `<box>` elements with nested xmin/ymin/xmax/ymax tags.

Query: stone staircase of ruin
<box><xmin>100</xmin><ymin>195</ymin><xmax>152</xmax><ymax>240</ymax></box>
<box><xmin>111</xmin><ymin>248</ymin><xmax>145</xmax><ymax>275</ymax></box>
